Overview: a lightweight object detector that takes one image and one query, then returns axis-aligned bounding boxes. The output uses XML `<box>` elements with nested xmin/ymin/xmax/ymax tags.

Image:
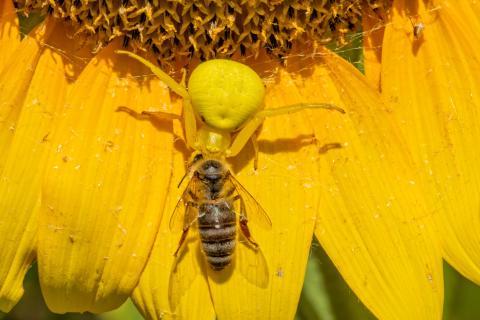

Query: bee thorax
<box><xmin>197</xmin><ymin>160</ymin><xmax>226</xmax><ymax>183</ymax></box>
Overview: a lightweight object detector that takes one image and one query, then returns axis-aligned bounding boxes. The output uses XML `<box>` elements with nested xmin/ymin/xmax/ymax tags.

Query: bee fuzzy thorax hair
<box><xmin>16</xmin><ymin>0</ymin><xmax>391</xmax><ymax>63</ymax></box>
<box><xmin>187</xmin><ymin>153</ymin><xmax>229</xmax><ymax>177</ymax></box>
<box><xmin>197</xmin><ymin>159</ymin><xmax>227</xmax><ymax>179</ymax></box>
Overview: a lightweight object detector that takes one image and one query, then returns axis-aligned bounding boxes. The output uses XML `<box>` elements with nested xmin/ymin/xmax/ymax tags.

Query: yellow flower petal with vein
<box><xmin>0</xmin><ymin>20</ymin><xmax>52</xmax><ymax>172</ymax></box>
<box><xmin>0</xmin><ymin>18</ymin><xmax>66</xmax><ymax>312</ymax></box>
<box><xmin>382</xmin><ymin>0</ymin><xmax>480</xmax><ymax>283</ymax></box>
<box><xmin>308</xmin><ymin>51</ymin><xmax>442</xmax><ymax>319</ymax></box>
<box><xmin>38</xmin><ymin>41</ymin><xmax>174</xmax><ymax>313</ymax></box>
<box><xmin>0</xmin><ymin>0</ymin><xmax>20</xmax><ymax>71</ymax></box>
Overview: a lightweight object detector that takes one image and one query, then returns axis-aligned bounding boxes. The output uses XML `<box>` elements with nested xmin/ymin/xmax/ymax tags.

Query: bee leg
<box><xmin>173</xmin><ymin>226</ymin><xmax>191</xmax><ymax>257</ymax></box>
<box><xmin>173</xmin><ymin>201</ymin><xmax>199</xmax><ymax>257</ymax></box>
<box><xmin>239</xmin><ymin>215</ymin><xmax>259</xmax><ymax>249</ymax></box>
<box><xmin>235</xmin><ymin>195</ymin><xmax>259</xmax><ymax>248</ymax></box>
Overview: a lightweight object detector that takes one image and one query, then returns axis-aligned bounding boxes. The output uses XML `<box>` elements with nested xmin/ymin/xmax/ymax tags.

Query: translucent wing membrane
<box><xmin>168</xmin><ymin>173</ymin><xmax>203</xmax><ymax>310</ymax></box>
<box><xmin>229</xmin><ymin>174</ymin><xmax>272</xmax><ymax>229</ymax></box>
<box><xmin>169</xmin><ymin>231</ymin><xmax>203</xmax><ymax>311</ymax></box>
<box><xmin>236</xmin><ymin>236</ymin><xmax>270</xmax><ymax>288</ymax></box>
<box><xmin>169</xmin><ymin>175</ymin><xmax>198</xmax><ymax>231</ymax></box>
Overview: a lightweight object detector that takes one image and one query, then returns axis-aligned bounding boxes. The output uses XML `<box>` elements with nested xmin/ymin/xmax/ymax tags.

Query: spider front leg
<box><xmin>182</xmin><ymin>99</ymin><xmax>198</xmax><ymax>150</ymax></box>
<box><xmin>135</xmin><ymin>99</ymin><xmax>197</xmax><ymax>150</ymax></box>
<box><xmin>226</xmin><ymin>102</ymin><xmax>345</xmax><ymax>159</ymax></box>
<box><xmin>116</xmin><ymin>50</ymin><xmax>198</xmax><ymax>149</ymax></box>
<box><xmin>116</xmin><ymin>50</ymin><xmax>189</xmax><ymax>98</ymax></box>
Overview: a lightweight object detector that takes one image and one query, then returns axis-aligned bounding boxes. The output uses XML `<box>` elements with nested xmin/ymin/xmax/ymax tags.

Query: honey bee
<box><xmin>167</xmin><ymin>152</ymin><xmax>272</xmax><ymax>310</ymax></box>
<box><xmin>170</xmin><ymin>152</ymin><xmax>271</xmax><ymax>271</ymax></box>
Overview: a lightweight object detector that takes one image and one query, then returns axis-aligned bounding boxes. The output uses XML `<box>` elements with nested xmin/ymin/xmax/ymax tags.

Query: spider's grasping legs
<box><xmin>226</xmin><ymin>103</ymin><xmax>345</xmax><ymax>159</ymax></box>
<box><xmin>116</xmin><ymin>50</ymin><xmax>198</xmax><ymax>150</ymax></box>
<box><xmin>116</xmin><ymin>50</ymin><xmax>189</xmax><ymax>98</ymax></box>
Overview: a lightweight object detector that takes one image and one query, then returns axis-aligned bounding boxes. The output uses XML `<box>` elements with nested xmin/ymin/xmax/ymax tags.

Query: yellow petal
<box><xmin>37</xmin><ymin>41</ymin><xmax>174</xmax><ymax>313</ymax></box>
<box><xmin>0</xmin><ymin>20</ymin><xmax>53</xmax><ymax>172</ymax></box>
<box><xmin>0</xmin><ymin>0</ymin><xmax>20</xmax><ymax>71</ymax></box>
<box><xmin>382</xmin><ymin>0</ymin><xmax>480</xmax><ymax>283</ymax></box>
<box><xmin>362</xmin><ymin>5</ymin><xmax>385</xmax><ymax>90</ymax></box>
<box><xmin>308</xmin><ymin>51</ymin><xmax>443</xmax><ymax>319</ymax></box>
<box><xmin>0</xmin><ymin>18</ymin><xmax>68</xmax><ymax>312</ymax></box>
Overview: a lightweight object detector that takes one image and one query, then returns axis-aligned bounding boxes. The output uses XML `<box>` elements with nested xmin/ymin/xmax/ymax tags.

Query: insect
<box><xmin>409</xmin><ymin>17</ymin><xmax>425</xmax><ymax>39</ymax></box>
<box><xmin>170</xmin><ymin>151</ymin><xmax>272</xmax><ymax>270</ymax></box>
<box><xmin>116</xmin><ymin>50</ymin><xmax>344</xmax><ymax>277</ymax></box>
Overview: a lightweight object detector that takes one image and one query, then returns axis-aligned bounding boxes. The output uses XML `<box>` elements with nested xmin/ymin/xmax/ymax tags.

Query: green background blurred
<box><xmin>2</xmin><ymin>12</ymin><xmax>480</xmax><ymax>320</ymax></box>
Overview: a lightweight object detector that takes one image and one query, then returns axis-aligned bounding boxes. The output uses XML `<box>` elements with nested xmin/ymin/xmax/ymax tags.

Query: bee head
<box><xmin>197</xmin><ymin>159</ymin><xmax>226</xmax><ymax>182</ymax></box>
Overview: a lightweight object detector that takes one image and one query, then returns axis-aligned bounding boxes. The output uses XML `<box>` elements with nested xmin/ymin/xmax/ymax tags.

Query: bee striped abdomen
<box><xmin>198</xmin><ymin>201</ymin><xmax>236</xmax><ymax>270</ymax></box>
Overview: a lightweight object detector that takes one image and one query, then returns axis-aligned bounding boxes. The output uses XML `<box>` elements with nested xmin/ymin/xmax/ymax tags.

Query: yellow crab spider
<box><xmin>116</xmin><ymin>50</ymin><xmax>345</xmax><ymax>162</ymax></box>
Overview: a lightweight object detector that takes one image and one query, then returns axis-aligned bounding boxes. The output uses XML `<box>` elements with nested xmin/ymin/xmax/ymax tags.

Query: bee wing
<box><xmin>229</xmin><ymin>174</ymin><xmax>272</xmax><ymax>229</ymax></box>
<box><xmin>169</xmin><ymin>175</ymin><xmax>198</xmax><ymax>231</ymax></box>
<box><xmin>168</xmin><ymin>227</ymin><xmax>203</xmax><ymax>311</ymax></box>
<box><xmin>236</xmin><ymin>236</ymin><xmax>269</xmax><ymax>288</ymax></box>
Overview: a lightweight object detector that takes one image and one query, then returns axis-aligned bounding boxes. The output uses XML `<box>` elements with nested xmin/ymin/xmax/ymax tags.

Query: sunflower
<box><xmin>0</xmin><ymin>0</ymin><xmax>479</xmax><ymax>319</ymax></box>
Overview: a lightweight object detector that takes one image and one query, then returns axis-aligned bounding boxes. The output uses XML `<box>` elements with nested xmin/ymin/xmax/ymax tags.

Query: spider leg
<box><xmin>226</xmin><ymin>103</ymin><xmax>344</xmax><ymax>158</ymax></box>
<box><xmin>116</xmin><ymin>50</ymin><xmax>198</xmax><ymax>150</ymax></box>
<box><xmin>183</xmin><ymin>99</ymin><xmax>198</xmax><ymax>150</ymax></box>
<box><xmin>116</xmin><ymin>50</ymin><xmax>189</xmax><ymax>98</ymax></box>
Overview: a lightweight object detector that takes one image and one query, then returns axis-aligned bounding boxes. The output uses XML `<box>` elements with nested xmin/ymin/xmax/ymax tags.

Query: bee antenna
<box><xmin>177</xmin><ymin>171</ymin><xmax>189</xmax><ymax>188</ymax></box>
<box><xmin>177</xmin><ymin>162</ymin><xmax>201</xmax><ymax>188</ymax></box>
